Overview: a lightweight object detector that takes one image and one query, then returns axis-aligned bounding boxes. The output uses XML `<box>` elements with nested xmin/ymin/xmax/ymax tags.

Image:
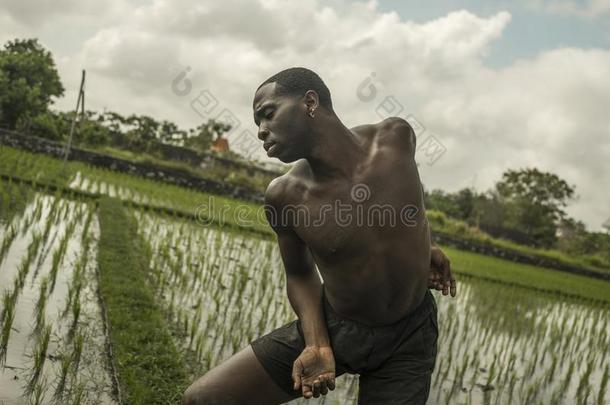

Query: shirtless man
<box><xmin>182</xmin><ymin>67</ymin><xmax>456</xmax><ymax>405</ymax></box>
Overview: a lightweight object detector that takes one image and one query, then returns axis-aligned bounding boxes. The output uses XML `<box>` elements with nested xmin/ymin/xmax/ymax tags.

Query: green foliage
<box><xmin>77</xmin><ymin>112</ymin><xmax>111</xmax><ymax>146</ymax></box>
<box><xmin>425</xmin><ymin>188</ymin><xmax>475</xmax><ymax>221</ymax></box>
<box><xmin>183</xmin><ymin>120</ymin><xmax>228</xmax><ymax>153</ymax></box>
<box><xmin>494</xmin><ymin>168</ymin><xmax>576</xmax><ymax>247</ymax></box>
<box><xmin>0</xmin><ymin>38</ymin><xmax>64</xmax><ymax>130</ymax></box>
<box><xmin>496</xmin><ymin>168</ymin><xmax>575</xmax><ymax>216</ymax></box>
<box><xmin>427</xmin><ymin>168</ymin><xmax>588</xmax><ymax>250</ymax></box>
<box><xmin>556</xmin><ymin>217</ymin><xmax>610</xmax><ymax>265</ymax></box>
<box><xmin>28</xmin><ymin>111</ymin><xmax>69</xmax><ymax>141</ymax></box>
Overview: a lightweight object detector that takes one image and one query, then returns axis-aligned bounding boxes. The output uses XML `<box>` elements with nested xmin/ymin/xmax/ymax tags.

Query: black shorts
<box><xmin>250</xmin><ymin>287</ymin><xmax>439</xmax><ymax>404</ymax></box>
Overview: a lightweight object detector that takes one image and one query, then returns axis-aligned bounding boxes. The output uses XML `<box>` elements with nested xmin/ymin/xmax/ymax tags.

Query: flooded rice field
<box><xmin>1</xmin><ymin>171</ymin><xmax>608</xmax><ymax>404</ymax></box>
<box><xmin>0</xmin><ymin>192</ymin><xmax>116</xmax><ymax>404</ymax></box>
<box><xmin>136</xmin><ymin>212</ymin><xmax>610</xmax><ymax>405</ymax></box>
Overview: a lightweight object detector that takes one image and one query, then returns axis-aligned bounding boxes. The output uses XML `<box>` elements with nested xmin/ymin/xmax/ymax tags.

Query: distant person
<box><xmin>183</xmin><ymin>67</ymin><xmax>456</xmax><ymax>404</ymax></box>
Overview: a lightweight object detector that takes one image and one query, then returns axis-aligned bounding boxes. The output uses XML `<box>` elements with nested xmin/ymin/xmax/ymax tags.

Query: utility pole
<box><xmin>62</xmin><ymin>69</ymin><xmax>86</xmax><ymax>173</ymax></box>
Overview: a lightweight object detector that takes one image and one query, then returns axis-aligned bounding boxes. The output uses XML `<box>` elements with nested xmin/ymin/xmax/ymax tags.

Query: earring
<box><xmin>308</xmin><ymin>108</ymin><xmax>316</xmax><ymax>118</ymax></box>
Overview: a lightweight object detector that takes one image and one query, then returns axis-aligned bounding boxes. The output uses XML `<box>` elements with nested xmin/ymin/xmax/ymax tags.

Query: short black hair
<box><xmin>256</xmin><ymin>67</ymin><xmax>333</xmax><ymax>111</ymax></box>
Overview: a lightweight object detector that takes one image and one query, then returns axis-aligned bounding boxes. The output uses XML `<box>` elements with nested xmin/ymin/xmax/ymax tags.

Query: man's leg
<box><xmin>182</xmin><ymin>344</ymin><xmax>302</xmax><ymax>405</ymax></box>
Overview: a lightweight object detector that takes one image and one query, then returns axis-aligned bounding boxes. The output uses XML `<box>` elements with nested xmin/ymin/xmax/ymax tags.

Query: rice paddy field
<box><xmin>1</xmin><ymin>145</ymin><xmax>609</xmax><ymax>404</ymax></box>
<box><xmin>0</xmin><ymin>190</ymin><xmax>116</xmax><ymax>404</ymax></box>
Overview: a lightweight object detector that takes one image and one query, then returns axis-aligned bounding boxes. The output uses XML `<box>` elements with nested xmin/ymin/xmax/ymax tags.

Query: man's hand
<box><xmin>292</xmin><ymin>345</ymin><xmax>336</xmax><ymax>399</ymax></box>
<box><xmin>429</xmin><ymin>245</ymin><xmax>457</xmax><ymax>297</ymax></box>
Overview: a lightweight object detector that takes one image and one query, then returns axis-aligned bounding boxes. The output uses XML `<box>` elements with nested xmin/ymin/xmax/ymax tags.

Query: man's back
<box><xmin>266</xmin><ymin>117</ymin><xmax>431</xmax><ymax>326</ymax></box>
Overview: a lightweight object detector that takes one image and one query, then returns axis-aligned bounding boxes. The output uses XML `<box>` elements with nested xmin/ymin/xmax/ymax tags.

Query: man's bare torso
<box><xmin>273</xmin><ymin>118</ymin><xmax>431</xmax><ymax>327</ymax></box>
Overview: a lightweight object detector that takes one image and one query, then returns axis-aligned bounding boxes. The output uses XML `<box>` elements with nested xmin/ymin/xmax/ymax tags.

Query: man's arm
<box><xmin>277</xmin><ymin>225</ymin><xmax>330</xmax><ymax>347</ymax></box>
<box><xmin>264</xmin><ymin>179</ymin><xmax>335</xmax><ymax>398</ymax></box>
<box><xmin>264</xmin><ymin>179</ymin><xmax>330</xmax><ymax>347</ymax></box>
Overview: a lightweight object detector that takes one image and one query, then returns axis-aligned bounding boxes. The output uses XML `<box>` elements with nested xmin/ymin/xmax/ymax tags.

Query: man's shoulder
<box><xmin>264</xmin><ymin>161</ymin><xmax>307</xmax><ymax>208</ymax></box>
<box><xmin>352</xmin><ymin>117</ymin><xmax>415</xmax><ymax>141</ymax></box>
<box><xmin>376</xmin><ymin>116</ymin><xmax>417</xmax><ymax>153</ymax></box>
<box><xmin>379</xmin><ymin>116</ymin><xmax>415</xmax><ymax>138</ymax></box>
<box><xmin>264</xmin><ymin>176</ymin><xmax>287</xmax><ymax>208</ymax></box>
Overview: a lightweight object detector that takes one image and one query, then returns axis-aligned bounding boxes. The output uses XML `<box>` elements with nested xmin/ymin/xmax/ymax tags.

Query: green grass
<box><xmin>97</xmin><ymin>196</ymin><xmax>190</xmax><ymax>404</ymax></box>
<box><xmin>0</xmin><ymin>145</ymin><xmax>271</xmax><ymax>234</ymax></box>
<box><xmin>428</xmin><ymin>210</ymin><xmax>610</xmax><ymax>274</ymax></box>
<box><xmin>443</xmin><ymin>245</ymin><xmax>610</xmax><ymax>303</ymax></box>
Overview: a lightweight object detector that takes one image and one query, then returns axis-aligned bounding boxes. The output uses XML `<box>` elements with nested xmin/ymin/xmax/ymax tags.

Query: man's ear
<box><xmin>304</xmin><ymin>90</ymin><xmax>319</xmax><ymax>111</ymax></box>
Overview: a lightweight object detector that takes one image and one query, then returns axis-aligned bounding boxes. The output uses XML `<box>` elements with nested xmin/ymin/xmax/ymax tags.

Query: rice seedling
<box><xmin>15</xmin><ymin>230</ymin><xmax>43</xmax><ymax>290</ymax></box>
<box><xmin>72</xmin><ymin>331</ymin><xmax>84</xmax><ymax>376</ymax></box>
<box><xmin>598</xmin><ymin>363</ymin><xmax>609</xmax><ymax>405</ymax></box>
<box><xmin>70</xmin><ymin>381</ymin><xmax>86</xmax><ymax>405</ymax></box>
<box><xmin>53</xmin><ymin>351</ymin><xmax>72</xmax><ymax>400</ymax></box>
<box><xmin>577</xmin><ymin>357</ymin><xmax>594</xmax><ymax>403</ymax></box>
<box><xmin>29</xmin><ymin>374</ymin><xmax>48</xmax><ymax>405</ymax></box>
<box><xmin>25</xmin><ymin>323</ymin><xmax>51</xmax><ymax>396</ymax></box>
<box><xmin>69</xmin><ymin>298</ymin><xmax>81</xmax><ymax>339</ymax></box>
<box><xmin>0</xmin><ymin>289</ymin><xmax>17</xmax><ymax>366</ymax></box>
<box><xmin>0</xmin><ymin>223</ymin><xmax>17</xmax><ymax>265</ymax></box>
<box><xmin>48</xmin><ymin>217</ymin><xmax>78</xmax><ymax>293</ymax></box>
<box><xmin>63</xmin><ymin>241</ymin><xmax>87</xmax><ymax>320</ymax></box>
<box><xmin>33</xmin><ymin>276</ymin><xmax>49</xmax><ymax>335</ymax></box>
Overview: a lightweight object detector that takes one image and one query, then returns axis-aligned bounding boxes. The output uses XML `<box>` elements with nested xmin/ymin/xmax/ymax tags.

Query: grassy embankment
<box><xmin>97</xmin><ymin>196</ymin><xmax>190</xmax><ymax>404</ymax></box>
<box><xmin>427</xmin><ymin>210</ymin><xmax>610</xmax><ymax>275</ymax></box>
<box><xmin>444</xmin><ymin>246</ymin><xmax>610</xmax><ymax>304</ymax></box>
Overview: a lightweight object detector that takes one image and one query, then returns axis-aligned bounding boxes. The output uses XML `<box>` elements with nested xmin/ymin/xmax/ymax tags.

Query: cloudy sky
<box><xmin>1</xmin><ymin>0</ymin><xmax>608</xmax><ymax>230</ymax></box>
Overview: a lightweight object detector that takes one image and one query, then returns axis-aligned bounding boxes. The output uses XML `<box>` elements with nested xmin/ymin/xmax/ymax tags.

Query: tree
<box><xmin>158</xmin><ymin>120</ymin><xmax>180</xmax><ymax>145</ymax></box>
<box><xmin>496</xmin><ymin>168</ymin><xmax>575</xmax><ymax>221</ymax></box>
<box><xmin>183</xmin><ymin>119</ymin><xmax>231</xmax><ymax>154</ymax></box>
<box><xmin>472</xmin><ymin>191</ymin><xmax>507</xmax><ymax>229</ymax></box>
<box><xmin>123</xmin><ymin>114</ymin><xmax>159</xmax><ymax>149</ymax></box>
<box><xmin>494</xmin><ymin>168</ymin><xmax>576</xmax><ymax>247</ymax></box>
<box><xmin>453</xmin><ymin>188</ymin><xmax>475</xmax><ymax>221</ymax></box>
<box><xmin>424</xmin><ymin>188</ymin><xmax>476</xmax><ymax>221</ymax></box>
<box><xmin>0</xmin><ymin>38</ymin><xmax>64</xmax><ymax>130</ymax></box>
<box><xmin>28</xmin><ymin>111</ymin><xmax>68</xmax><ymax>141</ymax></box>
<box><xmin>425</xmin><ymin>190</ymin><xmax>461</xmax><ymax>219</ymax></box>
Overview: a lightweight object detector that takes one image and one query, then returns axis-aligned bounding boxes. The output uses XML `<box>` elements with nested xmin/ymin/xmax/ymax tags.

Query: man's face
<box><xmin>252</xmin><ymin>82</ymin><xmax>311</xmax><ymax>163</ymax></box>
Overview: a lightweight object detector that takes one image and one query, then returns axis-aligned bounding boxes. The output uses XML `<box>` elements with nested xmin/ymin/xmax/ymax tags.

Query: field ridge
<box><xmin>97</xmin><ymin>196</ymin><xmax>190</xmax><ymax>404</ymax></box>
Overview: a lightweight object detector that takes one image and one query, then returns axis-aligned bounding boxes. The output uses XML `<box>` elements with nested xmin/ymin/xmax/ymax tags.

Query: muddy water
<box><xmin>68</xmin><ymin>171</ymin><xmax>164</xmax><ymax>206</ymax></box>
<box><xmin>135</xmin><ymin>210</ymin><xmax>610</xmax><ymax>405</ymax></box>
<box><xmin>0</xmin><ymin>193</ymin><xmax>117</xmax><ymax>404</ymax></box>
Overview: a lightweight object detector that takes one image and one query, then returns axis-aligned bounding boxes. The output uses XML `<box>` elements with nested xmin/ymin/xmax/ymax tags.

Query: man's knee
<box><xmin>182</xmin><ymin>383</ymin><xmax>205</xmax><ymax>405</ymax></box>
<box><xmin>182</xmin><ymin>380</ymin><xmax>231</xmax><ymax>405</ymax></box>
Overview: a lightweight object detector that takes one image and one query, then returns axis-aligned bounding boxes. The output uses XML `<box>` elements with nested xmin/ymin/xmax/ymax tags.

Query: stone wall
<box><xmin>0</xmin><ymin>129</ymin><xmax>265</xmax><ymax>204</ymax></box>
<box><xmin>149</xmin><ymin>141</ymin><xmax>283</xmax><ymax>177</ymax></box>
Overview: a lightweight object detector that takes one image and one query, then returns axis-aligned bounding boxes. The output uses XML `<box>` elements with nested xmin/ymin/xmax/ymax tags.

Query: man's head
<box><xmin>253</xmin><ymin>67</ymin><xmax>333</xmax><ymax>163</ymax></box>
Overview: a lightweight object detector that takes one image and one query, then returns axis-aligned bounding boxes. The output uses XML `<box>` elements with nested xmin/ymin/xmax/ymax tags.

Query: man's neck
<box><xmin>306</xmin><ymin>112</ymin><xmax>366</xmax><ymax>183</ymax></box>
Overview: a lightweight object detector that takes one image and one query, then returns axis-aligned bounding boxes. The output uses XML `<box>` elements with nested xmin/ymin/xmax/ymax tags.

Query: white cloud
<box><xmin>0</xmin><ymin>0</ymin><xmax>607</xmax><ymax>230</ymax></box>
<box><xmin>529</xmin><ymin>0</ymin><xmax>610</xmax><ymax>18</ymax></box>
<box><xmin>0</xmin><ymin>0</ymin><xmax>127</xmax><ymax>26</ymax></box>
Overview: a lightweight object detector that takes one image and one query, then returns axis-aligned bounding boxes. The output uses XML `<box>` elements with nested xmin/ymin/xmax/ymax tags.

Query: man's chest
<box><xmin>287</xmin><ymin>152</ymin><xmax>421</xmax><ymax>259</ymax></box>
